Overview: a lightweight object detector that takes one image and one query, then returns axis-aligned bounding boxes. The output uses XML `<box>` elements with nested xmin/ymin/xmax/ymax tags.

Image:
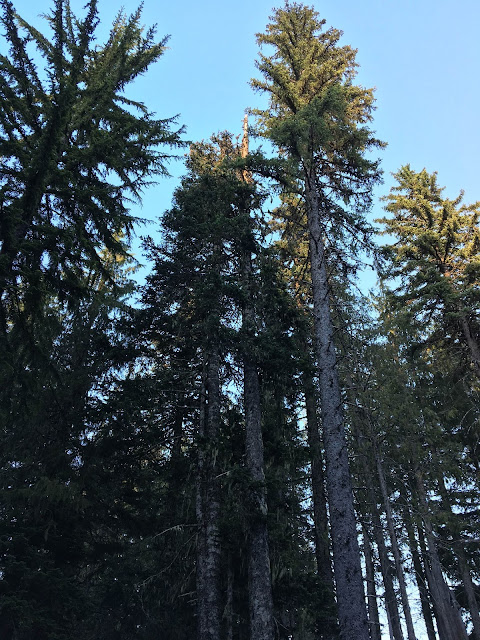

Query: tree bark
<box><xmin>362</xmin><ymin>524</ymin><xmax>382</xmax><ymax>640</ymax></box>
<box><xmin>415</xmin><ymin>470</ymin><xmax>469</xmax><ymax>640</ymax></box>
<box><xmin>437</xmin><ymin>475</ymin><xmax>480</xmax><ymax>640</ymax></box>
<box><xmin>303</xmin><ymin>368</ymin><xmax>339</xmax><ymax>638</ymax></box>
<box><xmin>402</xmin><ymin>500</ymin><xmax>437</xmax><ymax>640</ymax></box>
<box><xmin>456</xmin><ymin>546</ymin><xmax>480</xmax><ymax>640</ymax></box>
<box><xmin>238</xmin><ymin>117</ymin><xmax>274</xmax><ymax>640</ymax></box>
<box><xmin>305</xmin><ymin>179</ymin><xmax>369</xmax><ymax>640</ymax></box>
<box><xmin>225</xmin><ymin>554</ymin><xmax>234</xmax><ymax>640</ymax></box>
<box><xmin>196</xmin><ymin>352</ymin><xmax>222</xmax><ymax>640</ymax></box>
<box><xmin>370</xmin><ymin>492</ymin><xmax>404</xmax><ymax>640</ymax></box>
<box><xmin>242</xmin><ymin>250</ymin><xmax>274</xmax><ymax>640</ymax></box>
<box><xmin>375</xmin><ymin>453</ymin><xmax>417</xmax><ymax>640</ymax></box>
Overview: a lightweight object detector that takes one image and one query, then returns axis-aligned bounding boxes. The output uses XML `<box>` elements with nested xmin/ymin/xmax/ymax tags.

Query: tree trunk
<box><xmin>375</xmin><ymin>453</ymin><xmax>417</xmax><ymax>640</ymax></box>
<box><xmin>436</xmin><ymin>475</ymin><xmax>480</xmax><ymax>640</ymax></box>
<box><xmin>363</xmin><ymin>524</ymin><xmax>382</xmax><ymax>640</ymax></box>
<box><xmin>238</xmin><ymin>120</ymin><xmax>274</xmax><ymax>640</ymax></box>
<box><xmin>456</xmin><ymin>546</ymin><xmax>480</xmax><ymax>640</ymax></box>
<box><xmin>412</xmin><ymin>516</ymin><xmax>450</xmax><ymax>640</ymax></box>
<box><xmin>370</xmin><ymin>492</ymin><xmax>404</xmax><ymax>640</ymax></box>
<box><xmin>415</xmin><ymin>470</ymin><xmax>468</xmax><ymax>640</ymax></box>
<box><xmin>242</xmin><ymin>249</ymin><xmax>274</xmax><ymax>640</ymax></box>
<box><xmin>303</xmin><ymin>368</ymin><xmax>339</xmax><ymax>638</ymax></box>
<box><xmin>305</xmin><ymin>179</ymin><xmax>369</xmax><ymax>640</ymax></box>
<box><xmin>196</xmin><ymin>352</ymin><xmax>222</xmax><ymax>640</ymax></box>
<box><xmin>225</xmin><ymin>555</ymin><xmax>234</xmax><ymax>640</ymax></box>
<box><xmin>459</xmin><ymin>313</ymin><xmax>480</xmax><ymax>377</ymax></box>
<box><xmin>402</xmin><ymin>500</ymin><xmax>437</xmax><ymax>640</ymax></box>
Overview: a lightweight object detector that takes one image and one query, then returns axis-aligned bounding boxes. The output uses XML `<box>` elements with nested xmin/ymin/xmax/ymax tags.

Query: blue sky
<box><xmin>5</xmin><ymin>0</ymin><xmax>480</xmax><ymax>284</ymax></box>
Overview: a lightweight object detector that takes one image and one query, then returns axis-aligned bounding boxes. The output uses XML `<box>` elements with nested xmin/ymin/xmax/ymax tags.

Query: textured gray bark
<box><xmin>305</xmin><ymin>180</ymin><xmax>369</xmax><ymax>640</ymax></box>
<box><xmin>243</xmin><ymin>251</ymin><xmax>274</xmax><ymax>640</ymax></box>
<box><xmin>244</xmin><ymin>356</ymin><xmax>275</xmax><ymax>640</ymax></box>
<box><xmin>415</xmin><ymin>470</ymin><xmax>468</xmax><ymax>640</ymax></box>
<box><xmin>303</xmin><ymin>370</ymin><xmax>339</xmax><ymax>639</ymax></box>
<box><xmin>437</xmin><ymin>476</ymin><xmax>480</xmax><ymax>640</ymax></box>
<box><xmin>196</xmin><ymin>352</ymin><xmax>222</xmax><ymax>640</ymax></box>
<box><xmin>362</xmin><ymin>525</ymin><xmax>382</xmax><ymax>640</ymax></box>
<box><xmin>375</xmin><ymin>455</ymin><xmax>417</xmax><ymax>640</ymax></box>
<box><xmin>403</xmin><ymin>504</ymin><xmax>437</xmax><ymax>640</ymax></box>
<box><xmin>370</xmin><ymin>493</ymin><xmax>404</xmax><ymax>640</ymax></box>
<box><xmin>457</xmin><ymin>548</ymin><xmax>480</xmax><ymax>640</ymax></box>
<box><xmin>415</xmin><ymin>519</ymin><xmax>450</xmax><ymax>640</ymax></box>
<box><xmin>239</xmin><ymin>118</ymin><xmax>274</xmax><ymax>640</ymax></box>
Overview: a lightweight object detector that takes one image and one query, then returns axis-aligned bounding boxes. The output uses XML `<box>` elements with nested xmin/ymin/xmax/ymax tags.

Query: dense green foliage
<box><xmin>0</xmin><ymin>2</ymin><xmax>479</xmax><ymax>640</ymax></box>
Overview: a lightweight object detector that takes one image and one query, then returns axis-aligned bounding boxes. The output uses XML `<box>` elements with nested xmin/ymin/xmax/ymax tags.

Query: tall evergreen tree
<box><xmin>251</xmin><ymin>4</ymin><xmax>383</xmax><ymax>637</ymax></box>
<box><xmin>379</xmin><ymin>165</ymin><xmax>480</xmax><ymax>378</ymax></box>
<box><xmin>0</xmin><ymin>1</ymin><xmax>181</xmax><ymax>636</ymax></box>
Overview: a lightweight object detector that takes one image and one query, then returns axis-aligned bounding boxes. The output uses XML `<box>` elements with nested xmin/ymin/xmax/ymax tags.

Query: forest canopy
<box><xmin>0</xmin><ymin>1</ymin><xmax>478</xmax><ymax>639</ymax></box>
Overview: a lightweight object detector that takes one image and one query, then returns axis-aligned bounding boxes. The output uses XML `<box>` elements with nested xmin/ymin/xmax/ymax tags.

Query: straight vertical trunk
<box><xmin>415</xmin><ymin>470</ymin><xmax>468</xmax><ymax>640</ymax></box>
<box><xmin>354</xmin><ymin>409</ymin><xmax>403</xmax><ymax>640</ymax></box>
<box><xmin>457</xmin><ymin>547</ymin><xmax>480</xmax><ymax>640</ymax></box>
<box><xmin>402</xmin><ymin>499</ymin><xmax>437</xmax><ymax>640</ymax></box>
<box><xmin>225</xmin><ymin>555</ymin><xmax>234</xmax><ymax>640</ymax></box>
<box><xmin>303</xmin><ymin>368</ymin><xmax>339</xmax><ymax>639</ymax></box>
<box><xmin>370</xmin><ymin>491</ymin><xmax>404</xmax><ymax>640</ymax></box>
<box><xmin>239</xmin><ymin>116</ymin><xmax>274</xmax><ymax>640</ymax></box>
<box><xmin>437</xmin><ymin>475</ymin><xmax>480</xmax><ymax>640</ymax></box>
<box><xmin>363</xmin><ymin>525</ymin><xmax>382</xmax><ymax>640</ymax></box>
<box><xmin>244</xmin><ymin>355</ymin><xmax>274</xmax><ymax>640</ymax></box>
<box><xmin>243</xmin><ymin>250</ymin><xmax>274</xmax><ymax>640</ymax></box>
<box><xmin>196</xmin><ymin>352</ymin><xmax>222</xmax><ymax>640</ymax></box>
<box><xmin>305</xmin><ymin>180</ymin><xmax>369</xmax><ymax>640</ymax></box>
<box><xmin>375</xmin><ymin>453</ymin><xmax>417</xmax><ymax>640</ymax></box>
<box><xmin>415</xmin><ymin>518</ymin><xmax>450</xmax><ymax>640</ymax></box>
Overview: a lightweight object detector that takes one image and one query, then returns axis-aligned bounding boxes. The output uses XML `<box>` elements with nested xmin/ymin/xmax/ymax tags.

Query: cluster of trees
<box><xmin>0</xmin><ymin>1</ymin><xmax>478</xmax><ymax>639</ymax></box>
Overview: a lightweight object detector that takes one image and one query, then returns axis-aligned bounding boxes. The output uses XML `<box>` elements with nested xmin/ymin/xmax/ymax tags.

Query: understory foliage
<box><xmin>0</xmin><ymin>2</ymin><xmax>479</xmax><ymax>640</ymax></box>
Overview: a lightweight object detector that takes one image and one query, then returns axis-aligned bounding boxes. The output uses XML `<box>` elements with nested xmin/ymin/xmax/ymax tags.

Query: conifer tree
<box><xmin>379</xmin><ymin>166</ymin><xmax>480</xmax><ymax>378</ymax></box>
<box><xmin>251</xmin><ymin>4</ymin><xmax>383</xmax><ymax>637</ymax></box>
<box><xmin>0</xmin><ymin>1</ymin><xmax>181</xmax><ymax>636</ymax></box>
<box><xmin>0</xmin><ymin>0</ymin><xmax>181</xmax><ymax>333</ymax></box>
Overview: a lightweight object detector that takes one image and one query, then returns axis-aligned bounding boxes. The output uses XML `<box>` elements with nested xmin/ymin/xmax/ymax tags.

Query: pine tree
<box><xmin>0</xmin><ymin>1</ymin><xmax>181</xmax><ymax>636</ymax></box>
<box><xmin>379</xmin><ymin>165</ymin><xmax>480</xmax><ymax>378</ymax></box>
<box><xmin>251</xmin><ymin>4</ymin><xmax>383</xmax><ymax>637</ymax></box>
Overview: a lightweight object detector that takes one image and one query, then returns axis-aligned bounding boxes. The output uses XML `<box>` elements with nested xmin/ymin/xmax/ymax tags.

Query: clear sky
<box><xmin>5</xmin><ymin>0</ymin><xmax>480</xmax><ymax>282</ymax></box>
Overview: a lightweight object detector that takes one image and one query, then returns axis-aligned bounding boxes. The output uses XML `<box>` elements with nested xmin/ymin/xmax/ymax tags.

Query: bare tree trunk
<box><xmin>363</xmin><ymin>524</ymin><xmax>382</xmax><ymax>640</ymax></box>
<box><xmin>370</xmin><ymin>492</ymin><xmax>404</xmax><ymax>640</ymax></box>
<box><xmin>303</xmin><ymin>368</ymin><xmax>339</xmax><ymax>639</ymax></box>
<box><xmin>375</xmin><ymin>454</ymin><xmax>417</xmax><ymax>640</ymax></box>
<box><xmin>305</xmin><ymin>180</ymin><xmax>369</xmax><ymax>640</ymax></box>
<box><xmin>225</xmin><ymin>555</ymin><xmax>234</xmax><ymax>640</ymax></box>
<box><xmin>457</xmin><ymin>547</ymin><xmax>480</xmax><ymax>640</ymax></box>
<box><xmin>242</xmin><ymin>250</ymin><xmax>274</xmax><ymax>640</ymax></box>
<box><xmin>415</xmin><ymin>470</ymin><xmax>468</xmax><ymax>640</ymax></box>
<box><xmin>436</xmin><ymin>475</ymin><xmax>480</xmax><ymax>640</ymax></box>
<box><xmin>196</xmin><ymin>352</ymin><xmax>222</xmax><ymax>640</ymax></box>
<box><xmin>244</xmin><ymin>355</ymin><xmax>274</xmax><ymax>640</ymax></box>
<box><xmin>239</xmin><ymin>117</ymin><xmax>274</xmax><ymax>640</ymax></box>
<box><xmin>413</xmin><ymin>517</ymin><xmax>450</xmax><ymax>640</ymax></box>
<box><xmin>402</xmin><ymin>501</ymin><xmax>437</xmax><ymax>640</ymax></box>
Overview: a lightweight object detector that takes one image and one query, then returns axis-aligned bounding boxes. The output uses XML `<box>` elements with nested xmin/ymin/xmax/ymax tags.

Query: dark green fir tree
<box><xmin>251</xmin><ymin>4</ymin><xmax>383</xmax><ymax>638</ymax></box>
